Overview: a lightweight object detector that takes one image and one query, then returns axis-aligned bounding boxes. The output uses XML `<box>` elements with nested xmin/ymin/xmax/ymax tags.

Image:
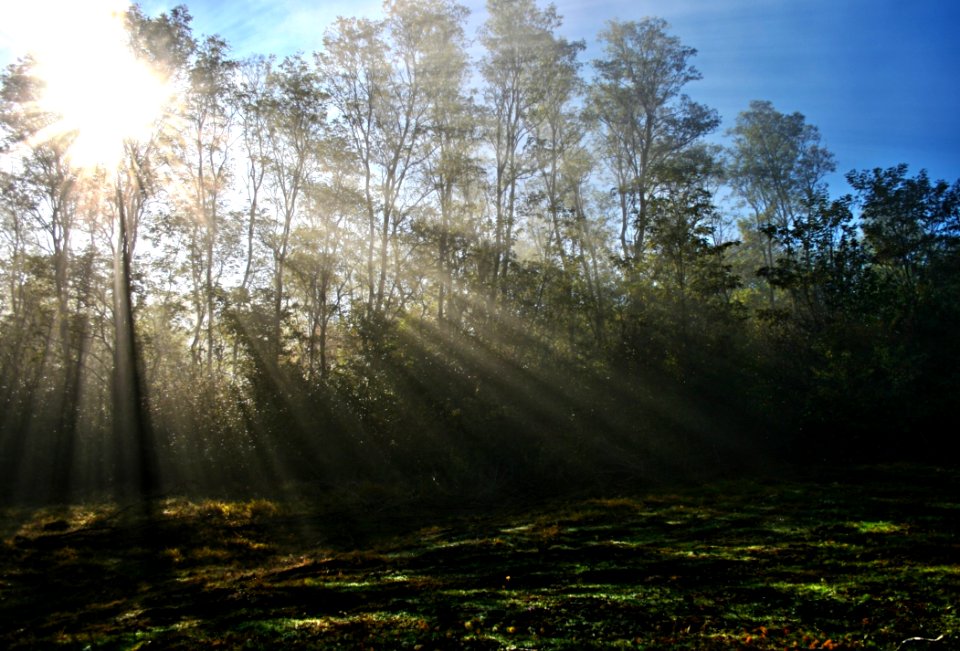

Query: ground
<box><xmin>1</xmin><ymin>465</ymin><xmax>958</xmax><ymax>649</ymax></box>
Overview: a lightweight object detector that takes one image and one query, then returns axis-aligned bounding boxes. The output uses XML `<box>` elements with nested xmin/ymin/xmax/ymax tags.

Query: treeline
<box><xmin>1</xmin><ymin>0</ymin><xmax>958</xmax><ymax>502</ymax></box>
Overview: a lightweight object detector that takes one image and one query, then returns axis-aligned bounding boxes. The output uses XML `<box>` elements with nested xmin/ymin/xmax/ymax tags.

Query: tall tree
<box><xmin>318</xmin><ymin>17</ymin><xmax>387</xmax><ymax>324</ymax></box>
<box><xmin>415</xmin><ymin>0</ymin><xmax>475</xmax><ymax>324</ymax></box>
<box><xmin>173</xmin><ymin>35</ymin><xmax>238</xmax><ymax>370</ymax></box>
<box><xmin>727</xmin><ymin>100</ymin><xmax>835</xmax><ymax>310</ymax></box>
<box><xmin>108</xmin><ymin>140</ymin><xmax>161</xmax><ymax>500</ymax></box>
<box><xmin>262</xmin><ymin>55</ymin><xmax>327</xmax><ymax>360</ymax></box>
<box><xmin>480</xmin><ymin>0</ymin><xmax>566</xmax><ymax>297</ymax></box>
<box><xmin>524</xmin><ymin>33</ymin><xmax>590</xmax><ymax>345</ymax></box>
<box><xmin>589</xmin><ymin>18</ymin><xmax>719</xmax><ymax>262</ymax></box>
<box><xmin>235</xmin><ymin>55</ymin><xmax>273</xmax><ymax>294</ymax></box>
<box><xmin>109</xmin><ymin>2</ymin><xmax>194</xmax><ymax>500</ymax></box>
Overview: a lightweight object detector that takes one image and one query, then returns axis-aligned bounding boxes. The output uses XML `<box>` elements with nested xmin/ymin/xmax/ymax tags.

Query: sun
<box><xmin>2</xmin><ymin>0</ymin><xmax>173</xmax><ymax>170</ymax></box>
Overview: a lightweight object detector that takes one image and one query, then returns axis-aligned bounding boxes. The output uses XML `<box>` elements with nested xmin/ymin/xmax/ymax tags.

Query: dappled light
<box><xmin>2</xmin><ymin>467</ymin><xmax>958</xmax><ymax>648</ymax></box>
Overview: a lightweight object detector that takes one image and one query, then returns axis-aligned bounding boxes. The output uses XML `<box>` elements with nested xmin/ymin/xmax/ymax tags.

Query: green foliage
<box><xmin>851</xmin><ymin>165</ymin><xmax>960</xmax><ymax>277</ymax></box>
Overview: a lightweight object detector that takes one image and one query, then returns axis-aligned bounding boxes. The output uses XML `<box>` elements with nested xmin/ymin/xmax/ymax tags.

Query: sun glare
<box><xmin>2</xmin><ymin>0</ymin><xmax>173</xmax><ymax>170</ymax></box>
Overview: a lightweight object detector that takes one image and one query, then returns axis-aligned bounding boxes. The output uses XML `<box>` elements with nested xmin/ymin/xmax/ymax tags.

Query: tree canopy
<box><xmin>1</xmin><ymin>0</ymin><xmax>957</xmax><ymax>503</ymax></box>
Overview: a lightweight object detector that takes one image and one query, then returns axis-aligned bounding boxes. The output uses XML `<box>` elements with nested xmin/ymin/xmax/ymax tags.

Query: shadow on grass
<box><xmin>1</xmin><ymin>465</ymin><xmax>958</xmax><ymax>649</ymax></box>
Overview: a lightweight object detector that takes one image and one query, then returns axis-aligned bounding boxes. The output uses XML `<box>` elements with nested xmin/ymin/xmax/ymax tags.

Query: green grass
<box><xmin>1</xmin><ymin>465</ymin><xmax>958</xmax><ymax>649</ymax></box>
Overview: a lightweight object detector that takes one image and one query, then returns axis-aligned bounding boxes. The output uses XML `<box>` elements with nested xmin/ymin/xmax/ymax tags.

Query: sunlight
<box><xmin>2</xmin><ymin>0</ymin><xmax>172</xmax><ymax>170</ymax></box>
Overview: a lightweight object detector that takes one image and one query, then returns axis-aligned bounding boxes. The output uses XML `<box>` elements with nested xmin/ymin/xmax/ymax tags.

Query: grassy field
<box><xmin>1</xmin><ymin>465</ymin><xmax>958</xmax><ymax>649</ymax></box>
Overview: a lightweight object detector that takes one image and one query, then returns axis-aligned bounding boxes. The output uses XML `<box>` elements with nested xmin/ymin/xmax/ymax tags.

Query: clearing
<box><xmin>1</xmin><ymin>465</ymin><xmax>958</xmax><ymax>649</ymax></box>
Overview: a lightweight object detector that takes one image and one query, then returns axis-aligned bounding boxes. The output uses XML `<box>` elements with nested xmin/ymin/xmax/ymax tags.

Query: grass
<box><xmin>1</xmin><ymin>465</ymin><xmax>958</xmax><ymax>649</ymax></box>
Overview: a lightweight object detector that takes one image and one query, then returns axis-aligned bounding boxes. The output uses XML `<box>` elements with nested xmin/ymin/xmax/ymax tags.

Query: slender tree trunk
<box><xmin>376</xmin><ymin>204</ymin><xmax>390</xmax><ymax>314</ymax></box>
<box><xmin>113</xmin><ymin>184</ymin><xmax>159</xmax><ymax>505</ymax></box>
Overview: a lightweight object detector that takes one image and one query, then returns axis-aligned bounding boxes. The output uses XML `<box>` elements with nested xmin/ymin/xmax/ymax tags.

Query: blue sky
<box><xmin>4</xmin><ymin>0</ymin><xmax>959</xmax><ymax>194</ymax></box>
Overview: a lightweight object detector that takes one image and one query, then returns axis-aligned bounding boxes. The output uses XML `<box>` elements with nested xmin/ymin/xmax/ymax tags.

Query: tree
<box><xmin>109</xmin><ymin>3</ymin><xmax>195</xmax><ymax>500</ymax></box>
<box><xmin>523</xmin><ymin>33</ymin><xmax>589</xmax><ymax>343</ymax></box>
<box><xmin>109</xmin><ymin>142</ymin><xmax>162</xmax><ymax>499</ymax></box>
<box><xmin>171</xmin><ymin>34</ymin><xmax>238</xmax><ymax>371</ymax></box>
<box><xmin>261</xmin><ymin>55</ymin><xmax>327</xmax><ymax>361</ymax></box>
<box><xmin>590</xmin><ymin>18</ymin><xmax>719</xmax><ymax>262</ymax></box>
<box><xmin>318</xmin><ymin>16</ymin><xmax>387</xmax><ymax>325</ymax></box>
<box><xmin>480</xmin><ymin>0</ymin><xmax>567</xmax><ymax>298</ymax></box>
<box><xmin>235</xmin><ymin>55</ymin><xmax>273</xmax><ymax>295</ymax></box>
<box><xmin>849</xmin><ymin>165</ymin><xmax>960</xmax><ymax>293</ymax></box>
<box><xmin>414</xmin><ymin>0</ymin><xmax>476</xmax><ymax>324</ymax></box>
<box><xmin>287</xmin><ymin>142</ymin><xmax>359</xmax><ymax>381</ymax></box>
<box><xmin>647</xmin><ymin>147</ymin><xmax>735</xmax><ymax>323</ymax></box>
<box><xmin>727</xmin><ymin>100</ymin><xmax>835</xmax><ymax>310</ymax></box>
